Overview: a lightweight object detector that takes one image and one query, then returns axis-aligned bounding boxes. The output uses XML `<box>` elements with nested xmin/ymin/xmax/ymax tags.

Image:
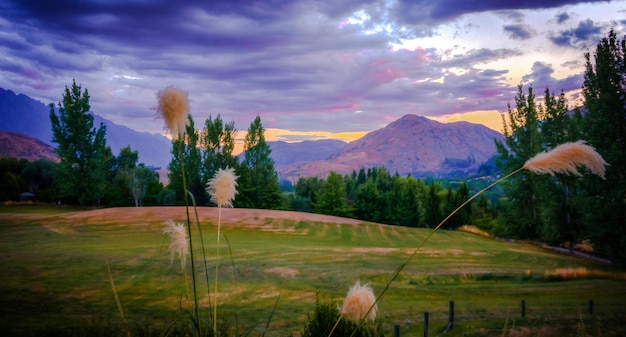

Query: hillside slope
<box><xmin>281</xmin><ymin>114</ymin><xmax>504</xmax><ymax>179</ymax></box>
<box><xmin>0</xmin><ymin>131</ymin><xmax>57</xmax><ymax>161</ymax></box>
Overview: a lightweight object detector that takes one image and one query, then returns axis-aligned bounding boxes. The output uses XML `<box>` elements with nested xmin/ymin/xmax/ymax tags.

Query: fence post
<box><xmin>449</xmin><ymin>300</ymin><xmax>454</xmax><ymax>328</ymax></box>
<box><xmin>444</xmin><ymin>300</ymin><xmax>454</xmax><ymax>332</ymax></box>
<box><xmin>394</xmin><ymin>323</ymin><xmax>400</xmax><ymax>337</ymax></box>
<box><xmin>521</xmin><ymin>299</ymin><xmax>526</xmax><ymax>318</ymax></box>
<box><xmin>589</xmin><ymin>299</ymin><xmax>593</xmax><ymax>315</ymax></box>
<box><xmin>423</xmin><ymin>312</ymin><xmax>429</xmax><ymax>337</ymax></box>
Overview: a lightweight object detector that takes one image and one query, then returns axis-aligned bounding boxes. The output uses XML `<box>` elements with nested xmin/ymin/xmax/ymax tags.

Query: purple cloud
<box><xmin>503</xmin><ymin>24</ymin><xmax>535</xmax><ymax>40</ymax></box>
<box><xmin>549</xmin><ymin>19</ymin><xmax>605</xmax><ymax>48</ymax></box>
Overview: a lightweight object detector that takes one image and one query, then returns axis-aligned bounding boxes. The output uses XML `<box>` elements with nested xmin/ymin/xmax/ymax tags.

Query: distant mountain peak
<box><xmin>281</xmin><ymin>114</ymin><xmax>504</xmax><ymax>179</ymax></box>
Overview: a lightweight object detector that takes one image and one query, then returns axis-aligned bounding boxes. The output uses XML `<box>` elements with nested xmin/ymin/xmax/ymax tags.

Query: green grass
<box><xmin>0</xmin><ymin>206</ymin><xmax>625</xmax><ymax>336</ymax></box>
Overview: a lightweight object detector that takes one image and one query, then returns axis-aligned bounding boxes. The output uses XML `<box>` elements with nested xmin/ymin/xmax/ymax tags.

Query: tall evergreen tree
<box><xmin>49</xmin><ymin>80</ymin><xmax>109</xmax><ymax>206</ymax></box>
<box><xmin>237</xmin><ymin>116</ymin><xmax>281</xmax><ymax>209</ymax></box>
<box><xmin>581</xmin><ymin>29</ymin><xmax>626</xmax><ymax>263</ymax></box>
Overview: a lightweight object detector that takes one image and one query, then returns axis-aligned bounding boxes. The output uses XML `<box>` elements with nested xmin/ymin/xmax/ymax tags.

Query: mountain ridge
<box><xmin>279</xmin><ymin>114</ymin><xmax>503</xmax><ymax>180</ymax></box>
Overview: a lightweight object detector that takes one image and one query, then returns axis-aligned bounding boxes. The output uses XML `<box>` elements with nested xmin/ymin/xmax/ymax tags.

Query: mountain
<box><xmin>0</xmin><ymin>88</ymin><xmax>171</xmax><ymax>168</ymax></box>
<box><xmin>279</xmin><ymin>114</ymin><xmax>504</xmax><ymax>180</ymax></box>
<box><xmin>0</xmin><ymin>88</ymin><xmax>54</xmax><ymax>146</ymax></box>
<box><xmin>0</xmin><ymin>131</ymin><xmax>57</xmax><ymax>162</ymax></box>
<box><xmin>270</xmin><ymin>139</ymin><xmax>346</xmax><ymax>166</ymax></box>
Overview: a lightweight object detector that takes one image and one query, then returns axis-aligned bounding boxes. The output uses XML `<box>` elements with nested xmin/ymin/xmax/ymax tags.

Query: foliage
<box><xmin>580</xmin><ymin>29</ymin><xmax>626</xmax><ymax>264</ymax></box>
<box><xmin>168</xmin><ymin>115</ymin><xmax>205</xmax><ymax>205</ymax></box>
<box><xmin>0</xmin><ymin>157</ymin><xmax>28</xmax><ymax>201</ymax></box>
<box><xmin>236</xmin><ymin>116</ymin><xmax>282</xmax><ymax>209</ymax></box>
<box><xmin>495</xmin><ymin>84</ymin><xmax>545</xmax><ymax>239</ymax></box>
<box><xmin>49</xmin><ymin>80</ymin><xmax>109</xmax><ymax>206</ymax></box>
<box><xmin>19</xmin><ymin>159</ymin><xmax>56</xmax><ymax>202</ymax></box>
<box><xmin>315</xmin><ymin>172</ymin><xmax>353</xmax><ymax>217</ymax></box>
<box><xmin>292</xmin><ymin>167</ymin><xmax>475</xmax><ymax>229</ymax></box>
<box><xmin>301</xmin><ymin>300</ymin><xmax>383</xmax><ymax>337</ymax></box>
<box><xmin>200</xmin><ymin>114</ymin><xmax>238</xmax><ymax>200</ymax></box>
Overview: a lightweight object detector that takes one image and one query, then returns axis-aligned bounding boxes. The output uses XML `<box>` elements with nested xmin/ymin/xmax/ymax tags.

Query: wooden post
<box><xmin>444</xmin><ymin>301</ymin><xmax>454</xmax><ymax>332</ymax></box>
<box><xmin>394</xmin><ymin>323</ymin><xmax>400</xmax><ymax>337</ymax></box>
<box><xmin>521</xmin><ymin>300</ymin><xmax>526</xmax><ymax>318</ymax></box>
<box><xmin>589</xmin><ymin>299</ymin><xmax>593</xmax><ymax>315</ymax></box>
<box><xmin>449</xmin><ymin>300</ymin><xmax>454</xmax><ymax>328</ymax></box>
<box><xmin>423</xmin><ymin>312</ymin><xmax>429</xmax><ymax>337</ymax></box>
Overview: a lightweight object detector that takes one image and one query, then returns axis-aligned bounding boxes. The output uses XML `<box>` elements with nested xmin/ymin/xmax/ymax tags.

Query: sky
<box><xmin>1</xmin><ymin>0</ymin><xmax>625</xmax><ymax>144</ymax></box>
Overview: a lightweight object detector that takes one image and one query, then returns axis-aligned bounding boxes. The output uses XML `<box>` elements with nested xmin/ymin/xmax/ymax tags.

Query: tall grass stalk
<box><xmin>339</xmin><ymin>141</ymin><xmax>607</xmax><ymax>337</ymax></box>
<box><xmin>178</xmin><ymin>138</ymin><xmax>200</xmax><ymax>335</ymax></box>
<box><xmin>224</xmin><ymin>235</ymin><xmax>240</xmax><ymax>336</ymax></box>
<box><xmin>188</xmin><ymin>190</ymin><xmax>214</xmax><ymax>323</ymax></box>
<box><xmin>156</xmin><ymin>86</ymin><xmax>200</xmax><ymax>335</ymax></box>
<box><xmin>206</xmin><ymin>168</ymin><xmax>238</xmax><ymax>334</ymax></box>
<box><xmin>213</xmin><ymin>207</ymin><xmax>222</xmax><ymax>334</ymax></box>
<box><xmin>106</xmin><ymin>259</ymin><xmax>131</xmax><ymax>337</ymax></box>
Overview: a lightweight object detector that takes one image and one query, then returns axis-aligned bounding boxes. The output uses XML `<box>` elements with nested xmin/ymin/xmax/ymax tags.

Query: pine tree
<box><xmin>49</xmin><ymin>80</ymin><xmax>109</xmax><ymax>206</ymax></box>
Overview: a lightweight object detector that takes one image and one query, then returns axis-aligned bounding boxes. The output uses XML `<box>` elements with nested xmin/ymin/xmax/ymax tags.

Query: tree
<box><xmin>102</xmin><ymin>146</ymin><xmax>137</xmax><ymax>206</ymax></box>
<box><xmin>536</xmin><ymin>89</ymin><xmax>583</xmax><ymax>246</ymax></box>
<box><xmin>168</xmin><ymin>115</ymin><xmax>205</xmax><ymax>205</ymax></box>
<box><xmin>128</xmin><ymin>164</ymin><xmax>161</xmax><ymax>207</ymax></box>
<box><xmin>49</xmin><ymin>80</ymin><xmax>109</xmax><ymax>206</ymax></box>
<box><xmin>580</xmin><ymin>29</ymin><xmax>626</xmax><ymax>263</ymax></box>
<box><xmin>293</xmin><ymin>176</ymin><xmax>323</xmax><ymax>212</ymax></box>
<box><xmin>315</xmin><ymin>171</ymin><xmax>351</xmax><ymax>217</ymax></box>
<box><xmin>237</xmin><ymin>116</ymin><xmax>281</xmax><ymax>209</ymax></box>
<box><xmin>495</xmin><ymin>84</ymin><xmax>545</xmax><ymax>238</ymax></box>
<box><xmin>424</xmin><ymin>182</ymin><xmax>442</xmax><ymax>228</ymax></box>
<box><xmin>21</xmin><ymin>159</ymin><xmax>56</xmax><ymax>202</ymax></box>
<box><xmin>200</xmin><ymin>114</ymin><xmax>238</xmax><ymax>202</ymax></box>
<box><xmin>0</xmin><ymin>157</ymin><xmax>28</xmax><ymax>201</ymax></box>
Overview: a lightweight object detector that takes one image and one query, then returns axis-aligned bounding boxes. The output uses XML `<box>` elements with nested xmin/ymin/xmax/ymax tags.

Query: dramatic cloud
<box><xmin>0</xmin><ymin>0</ymin><xmax>624</xmax><ymax>139</ymax></box>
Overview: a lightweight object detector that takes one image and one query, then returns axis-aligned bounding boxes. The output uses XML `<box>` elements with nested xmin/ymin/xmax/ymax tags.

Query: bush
<box><xmin>302</xmin><ymin>299</ymin><xmax>383</xmax><ymax>337</ymax></box>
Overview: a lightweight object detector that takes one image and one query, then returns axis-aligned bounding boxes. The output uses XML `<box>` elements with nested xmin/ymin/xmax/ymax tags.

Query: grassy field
<box><xmin>0</xmin><ymin>204</ymin><xmax>625</xmax><ymax>336</ymax></box>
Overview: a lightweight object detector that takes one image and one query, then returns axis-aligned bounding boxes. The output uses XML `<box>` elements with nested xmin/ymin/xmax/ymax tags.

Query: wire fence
<box><xmin>390</xmin><ymin>298</ymin><xmax>625</xmax><ymax>337</ymax></box>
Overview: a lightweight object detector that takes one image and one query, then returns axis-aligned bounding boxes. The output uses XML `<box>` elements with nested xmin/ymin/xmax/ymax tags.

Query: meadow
<box><xmin>1</xmin><ymin>205</ymin><xmax>625</xmax><ymax>336</ymax></box>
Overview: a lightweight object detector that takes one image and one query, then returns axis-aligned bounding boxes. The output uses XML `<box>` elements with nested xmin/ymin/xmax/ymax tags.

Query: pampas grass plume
<box><xmin>162</xmin><ymin>220</ymin><xmax>189</xmax><ymax>271</ymax></box>
<box><xmin>523</xmin><ymin>140</ymin><xmax>607</xmax><ymax>179</ymax></box>
<box><xmin>340</xmin><ymin>280</ymin><xmax>377</xmax><ymax>322</ymax></box>
<box><xmin>207</xmin><ymin>167</ymin><xmax>238</xmax><ymax>208</ymax></box>
<box><xmin>156</xmin><ymin>86</ymin><xmax>190</xmax><ymax>136</ymax></box>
